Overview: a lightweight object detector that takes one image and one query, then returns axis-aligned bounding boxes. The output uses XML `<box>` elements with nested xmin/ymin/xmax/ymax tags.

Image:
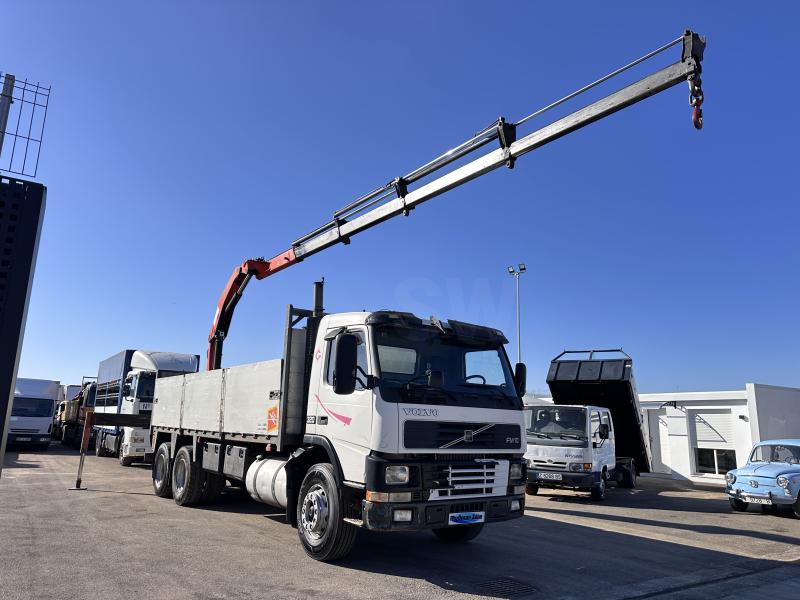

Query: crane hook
<box><xmin>688</xmin><ymin>75</ymin><xmax>704</xmax><ymax>130</ymax></box>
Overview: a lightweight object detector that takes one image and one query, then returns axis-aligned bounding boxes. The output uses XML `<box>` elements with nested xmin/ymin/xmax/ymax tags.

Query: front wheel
<box><xmin>525</xmin><ymin>483</ymin><xmax>539</xmax><ymax>495</ymax></box>
<box><xmin>432</xmin><ymin>524</ymin><xmax>484</xmax><ymax>543</ymax></box>
<box><xmin>729</xmin><ymin>497</ymin><xmax>749</xmax><ymax>512</ymax></box>
<box><xmin>296</xmin><ymin>463</ymin><xmax>356</xmax><ymax>562</ymax></box>
<box><xmin>590</xmin><ymin>475</ymin><xmax>606</xmax><ymax>501</ymax></box>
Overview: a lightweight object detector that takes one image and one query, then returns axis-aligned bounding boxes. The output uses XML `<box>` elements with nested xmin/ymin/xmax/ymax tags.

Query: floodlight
<box><xmin>519</xmin><ymin>263</ymin><xmax>526</xmax><ymax>272</ymax></box>
<box><xmin>507</xmin><ymin>266</ymin><xmax>514</xmax><ymax>274</ymax></box>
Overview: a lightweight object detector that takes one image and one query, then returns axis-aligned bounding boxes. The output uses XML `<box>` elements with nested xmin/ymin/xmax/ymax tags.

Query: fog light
<box><xmin>393</xmin><ymin>509</ymin><xmax>413</xmax><ymax>523</ymax></box>
<box><xmin>511</xmin><ymin>499</ymin><xmax>521</xmax><ymax>511</ymax></box>
<box><xmin>513</xmin><ymin>485</ymin><xmax>525</xmax><ymax>495</ymax></box>
<box><xmin>385</xmin><ymin>465</ymin><xmax>410</xmax><ymax>485</ymax></box>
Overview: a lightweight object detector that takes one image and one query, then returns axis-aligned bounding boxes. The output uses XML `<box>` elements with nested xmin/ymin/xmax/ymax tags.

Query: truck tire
<box><xmin>152</xmin><ymin>443</ymin><xmax>173</xmax><ymax>498</ymax></box>
<box><xmin>119</xmin><ymin>453</ymin><xmax>134</xmax><ymax>467</ymax></box>
<box><xmin>95</xmin><ymin>433</ymin><xmax>107</xmax><ymax>457</ymax></box>
<box><xmin>200</xmin><ymin>472</ymin><xmax>225</xmax><ymax>503</ymax></box>
<box><xmin>729</xmin><ymin>497</ymin><xmax>748</xmax><ymax>512</ymax></box>
<box><xmin>172</xmin><ymin>446</ymin><xmax>203</xmax><ymax>506</ymax></box>
<box><xmin>525</xmin><ymin>483</ymin><xmax>539</xmax><ymax>495</ymax></box>
<box><xmin>296</xmin><ymin>463</ymin><xmax>356</xmax><ymax>562</ymax></box>
<box><xmin>590</xmin><ymin>474</ymin><xmax>607</xmax><ymax>501</ymax></box>
<box><xmin>619</xmin><ymin>462</ymin><xmax>637</xmax><ymax>489</ymax></box>
<box><xmin>432</xmin><ymin>524</ymin><xmax>484</xmax><ymax>543</ymax></box>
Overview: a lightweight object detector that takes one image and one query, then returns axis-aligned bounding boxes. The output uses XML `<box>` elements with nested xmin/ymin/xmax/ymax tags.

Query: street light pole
<box><xmin>507</xmin><ymin>263</ymin><xmax>526</xmax><ymax>364</ymax></box>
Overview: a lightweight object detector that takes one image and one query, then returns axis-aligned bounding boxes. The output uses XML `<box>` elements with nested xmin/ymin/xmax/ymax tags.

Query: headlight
<box><xmin>725</xmin><ymin>472</ymin><xmax>736</xmax><ymax>485</ymax></box>
<box><xmin>569</xmin><ymin>462</ymin><xmax>591</xmax><ymax>472</ymax></box>
<box><xmin>509</xmin><ymin>463</ymin><xmax>524</xmax><ymax>480</ymax></box>
<box><xmin>777</xmin><ymin>475</ymin><xmax>789</xmax><ymax>489</ymax></box>
<box><xmin>385</xmin><ymin>465</ymin><xmax>410</xmax><ymax>485</ymax></box>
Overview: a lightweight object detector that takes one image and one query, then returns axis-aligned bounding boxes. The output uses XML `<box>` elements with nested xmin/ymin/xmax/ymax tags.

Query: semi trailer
<box><xmin>524</xmin><ymin>350</ymin><xmax>650</xmax><ymax>500</ymax></box>
<box><xmin>151</xmin><ymin>283</ymin><xmax>528</xmax><ymax>561</ymax></box>
<box><xmin>8</xmin><ymin>378</ymin><xmax>60</xmax><ymax>449</ymax></box>
<box><xmin>94</xmin><ymin>350</ymin><xmax>199</xmax><ymax>465</ymax></box>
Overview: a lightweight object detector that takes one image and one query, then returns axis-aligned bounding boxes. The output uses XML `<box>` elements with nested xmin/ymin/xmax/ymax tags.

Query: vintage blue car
<box><xmin>726</xmin><ymin>439</ymin><xmax>800</xmax><ymax>518</ymax></box>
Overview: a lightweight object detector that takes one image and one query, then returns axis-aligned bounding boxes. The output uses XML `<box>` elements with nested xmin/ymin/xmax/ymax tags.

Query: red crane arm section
<box><xmin>206</xmin><ymin>248</ymin><xmax>297</xmax><ymax>370</ymax></box>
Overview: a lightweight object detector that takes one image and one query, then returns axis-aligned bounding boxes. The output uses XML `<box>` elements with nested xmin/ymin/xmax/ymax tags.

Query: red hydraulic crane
<box><xmin>207</xmin><ymin>30</ymin><xmax>706</xmax><ymax>370</ymax></box>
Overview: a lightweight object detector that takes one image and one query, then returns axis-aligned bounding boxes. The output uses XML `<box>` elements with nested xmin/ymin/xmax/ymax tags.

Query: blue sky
<box><xmin>6</xmin><ymin>2</ymin><xmax>799</xmax><ymax>395</ymax></box>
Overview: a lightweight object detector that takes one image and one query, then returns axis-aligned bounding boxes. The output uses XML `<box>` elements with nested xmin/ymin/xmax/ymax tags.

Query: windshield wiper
<box><xmin>557</xmin><ymin>433</ymin><xmax>586</xmax><ymax>440</ymax></box>
<box><xmin>527</xmin><ymin>432</ymin><xmax>551</xmax><ymax>439</ymax></box>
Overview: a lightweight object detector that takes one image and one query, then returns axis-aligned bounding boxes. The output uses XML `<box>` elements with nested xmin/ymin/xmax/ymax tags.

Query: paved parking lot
<box><xmin>2</xmin><ymin>444</ymin><xmax>799</xmax><ymax>600</ymax></box>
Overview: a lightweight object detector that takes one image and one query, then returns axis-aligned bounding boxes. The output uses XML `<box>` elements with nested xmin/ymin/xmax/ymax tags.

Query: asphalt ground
<box><xmin>1</xmin><ymin>444</ymin><xmax>798</xmax><ymax>600</ymax></box>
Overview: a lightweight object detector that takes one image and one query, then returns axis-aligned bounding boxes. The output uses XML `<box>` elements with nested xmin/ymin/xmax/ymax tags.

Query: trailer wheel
<box><xmin>525</xmin><ymin>483</ymin><xmax>539</xmax><ymax>495</ymax></box>
<box><xmin>172</xmin><ymin>446</ymin><xmax>203</xmax><ymax>506</ymax></box>
<box><xmin>296</xmin><ymin>463</ymin><xmax>356</xmax><ymax>562</ymax></box>
<box><xmin>152</xmin><ymin>443</ymin><xmax>173</xmax><ymax>498</ymax></box>
<box><xmin>432</xmin><ymin>524</ymin><xmax>484</xmax><ymax>543</ymax></box>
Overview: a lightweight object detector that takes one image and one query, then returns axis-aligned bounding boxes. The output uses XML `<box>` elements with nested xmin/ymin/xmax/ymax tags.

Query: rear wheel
<box><xmin>296</xmin><ymin>463</ymin><xmax>356</xmax><ymax>561</ymax></box>
<box><xmin>619</xmin><ymin>462</ymin><xmax>637</xmax><ymax>489</ymax></box>
<box><xmin>172</xmin><ymin>446</ymin><xmax>203</xmax><ymax>506</ymax></box>
<box><xmin>729</xmin><ymin>497</ymin><xmax>749</xmax><ymax>512</ymax></box>
<box><xmin>432</xmin><ymin>524</ymin><xmax>484</xmax><ymax>543</ymax></box>
<box><xmin>119</xmin><ymin>453</ymin><xmax>134</xmax><ymax>467</ymax></box>
<box><xmin>525</xmin><ymin>483</ymin><xmax>539</xmax><ymax>495</ymax></box>
<box><xmin>152</xmin><ymin>443</ymin><xmax>173</xmax><ymax>498</ymax></box>
<box><xmin>95</xmin><ymin>433</ymin><xmax>107</xmax><ymax>457</ymax></box>
<box><xmin>200</xmin><ymin>472</ymin><xmax>225</xmax><ymax>503</ymax></box>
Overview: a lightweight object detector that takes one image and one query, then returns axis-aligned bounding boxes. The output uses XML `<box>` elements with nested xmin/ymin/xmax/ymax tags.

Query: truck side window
<box><xmin>325</xmin><ymin>331</ymin><xmax>369</xmax><ymax>391</ymax></box>
<box><xmin>590</xmin><ymin>411</ymin><xmax>602</xmax><ymax>438</ymax></box>
<box><xmin>601</xmin><ymin>412</ymin><xmax>612</xmax><ymax>435</ymax></box>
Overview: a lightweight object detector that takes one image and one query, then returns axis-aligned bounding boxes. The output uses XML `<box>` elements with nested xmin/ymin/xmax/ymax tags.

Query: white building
<box><xmin>524</xmin><ymin>383</ymin><xmax>800</xmax><ymax>486</ymax></box>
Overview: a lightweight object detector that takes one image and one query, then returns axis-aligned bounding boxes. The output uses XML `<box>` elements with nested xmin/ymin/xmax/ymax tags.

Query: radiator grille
<box><xmin>423</xmin><ymin>459</ymin><xmax>510</xmax><ymax>500</ymax></box>
<box><xmin>404</xmin><ymin>421</ymin><xmax>521</xmax><ymax>450</ymax></box>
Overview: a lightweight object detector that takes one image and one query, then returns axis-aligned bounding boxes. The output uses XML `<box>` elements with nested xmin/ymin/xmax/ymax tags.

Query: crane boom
<box><xmin>208</xmin><ymin>30</ymin><xmax>706</xmax><ymax>370</ymax></box>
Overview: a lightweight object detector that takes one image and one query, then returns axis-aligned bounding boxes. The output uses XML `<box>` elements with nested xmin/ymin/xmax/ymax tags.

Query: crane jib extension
<box><xmin>207</xmin><ymin>30</ymin><xmax>706</xmax><ymax>370</ymax></box>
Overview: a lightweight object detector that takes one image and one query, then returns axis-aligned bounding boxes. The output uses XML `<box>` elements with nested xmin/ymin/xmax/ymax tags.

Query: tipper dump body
<box><xmin>546</xmin><ymin>350</ymin><xmax>651</xmax><ymax>473</ymax></box>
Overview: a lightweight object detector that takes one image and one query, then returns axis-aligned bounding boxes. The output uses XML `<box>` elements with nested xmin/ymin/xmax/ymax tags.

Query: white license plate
<box><xmin>448</xmin><ymin>511</ymin><xmax>485</xmax><ymax>525</ymax></box>
<box><xmin>15</xmin><ymin>437</ymin><xmax>31</xmax><ymax>442</ymax></box>
<box><xmin>743</xmin><ymin>496</ymin><xmax>772</xmax><ymax>505</ymax></box>
<box><xmin>538</xmin><ymin>472</ymin><xmax>563</xmax><ymax>481</ymax></box>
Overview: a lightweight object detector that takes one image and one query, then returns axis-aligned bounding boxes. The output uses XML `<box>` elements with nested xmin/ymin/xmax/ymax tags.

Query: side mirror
<box><xmin>333</xmin><ymin>333</ymin><xmax>358</xmax><ymax>395</ymax></box>
<box><xmin>514</xmin><ymin>363</ymin><xmax>527</xmax><ymax>396</ymax></box>
<box><xmin>598</xmin><ymin>423</ymin><xmax>610</xmax><ymax>440</ymax></box>
<box><xmin>122</xmin><ymin>384</ymin><xmax>131</xmax><ymax>396</ymax></box>
<box><xmin>427</xmin><ymin>370</ymin><xmax>444</xmax><ymax>388</ymax></box>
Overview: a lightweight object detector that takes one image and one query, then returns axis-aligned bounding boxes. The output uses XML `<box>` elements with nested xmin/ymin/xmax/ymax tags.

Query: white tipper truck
<box><xmin>150</xmin><ymin>284</ymin><xmax>528</xmax><ymax>561</ymax></box>
<box><xmin>524</xmin><ymin>350</ymin><xmax>651</xmax><ymax>500</ymax></box>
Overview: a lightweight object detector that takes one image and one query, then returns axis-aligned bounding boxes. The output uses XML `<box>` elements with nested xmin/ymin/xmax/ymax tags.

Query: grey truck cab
<box><xmin>524</xmin><ymin>350</ymin><xmax>650</xmax><ymax>500</ymax></box>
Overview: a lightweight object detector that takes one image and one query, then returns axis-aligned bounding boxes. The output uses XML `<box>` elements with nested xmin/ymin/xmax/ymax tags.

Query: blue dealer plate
<box><xmin>448</xmin><ymin>511</ymin><xmax>485</xmax><ymax>525</ymax></box>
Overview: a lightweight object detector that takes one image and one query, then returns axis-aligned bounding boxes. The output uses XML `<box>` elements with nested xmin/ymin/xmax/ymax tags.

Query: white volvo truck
<box><xmin>524</xmin><ymin>350</ymin><xmax>650</xmax><ymax>500</ymax></box>
<box><xmin>150</xmin><ymin>284</ymin><xmax>528</xmax><ymax>561</ymax></box>
<box><xmin>94</xmin><ymin>349</ymin><xmax>199</xmax><ymax>465</ymax></box>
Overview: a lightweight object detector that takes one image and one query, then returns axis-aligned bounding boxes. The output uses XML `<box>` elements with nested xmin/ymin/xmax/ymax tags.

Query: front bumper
<box><xmin>728</xmin><ymin>487</ymin><xmax>796</xmax><ymax>506</ymax></box>
<box><xmin>528</xmin><ymin>470</ymin><xmax>599</xmax><ymax>489</ymax></box>
<box><xmin>7</xmin><ymin>434</ymin><xmax>51</xmax><ymax>446</ymax></box>
<box><xmin>362</xmin><ymin>494</ymin><xmax>525</xmax><ymax>531</ymax></box>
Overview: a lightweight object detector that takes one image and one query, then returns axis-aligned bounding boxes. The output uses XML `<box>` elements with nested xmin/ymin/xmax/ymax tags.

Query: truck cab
<box><xmin>524</xmin><ymin>350</ymin><xmax>649</xmax><ymax>500</ymax></box>
<box><xmin>8</xmin><ymin>378</ymin><xmax>60</xmax><ymax>449</ymax></box>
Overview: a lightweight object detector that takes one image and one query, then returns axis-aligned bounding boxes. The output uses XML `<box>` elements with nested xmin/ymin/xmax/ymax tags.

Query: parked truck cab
<box><xmin>9</xmin><ymin>378</ymin><xmax>60</xmax><ymax>449</ymax></box>
<box><xmin>150</xmin><ymin>287</ymin><xmax>528</xmax><ymax>561</ymax></box>
<box><xmin>524</xmin><ymin>350</ymin><xmax>650</xmax><ymax>500</ymax></box>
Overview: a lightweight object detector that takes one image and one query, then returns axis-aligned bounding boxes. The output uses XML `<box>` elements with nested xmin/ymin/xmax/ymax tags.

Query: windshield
<box><xmin>373</xmin><ymin>325</ymin><xmax>520</xmax><ymax>409</ymax></box>
<box><xmin>525</xmin><ymin>406</ymin><xmax>587</xmax><ymax>443</ymax></box>
<box><xmin>749</xmin><ymin>444</ymin><xmax>800</xmax><ymax>465</ymax></box>
<box><xmin>11</xmin><ymin>397</ymin><xmax>55</xmax><ymax>418</ymax></box>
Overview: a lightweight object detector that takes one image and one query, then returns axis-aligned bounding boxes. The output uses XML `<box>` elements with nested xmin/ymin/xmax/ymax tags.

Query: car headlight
<box><xmin>777</xmin><ymin>475</ymin><xmax>789</xmax><ymax>489</ymax></box>
<box><xmin>725</xmin><ymin>472</ymin><xmax>736</xmax><ymax>485</ymax></box>
<box><xmin>385</xmin><ymin>465</ymin><xmax>410</xmax><ymax>485</ymax></box>
<box><xmin>509</xmin><ymin>463</ymin><xmax>524</xmax><ymax>480</ymax></box>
